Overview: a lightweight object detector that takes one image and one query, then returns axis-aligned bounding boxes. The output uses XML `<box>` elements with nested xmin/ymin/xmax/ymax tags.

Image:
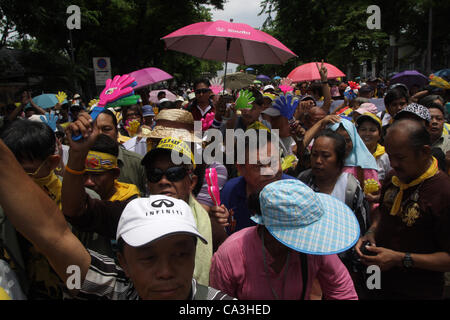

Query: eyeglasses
<box><xmin>147</xmin><ymin>166</ymin><xmax>190</xmax><ymax>183</ymax></box>
<box><xmin>26</xmin><ymin>159</ymin><xmax>48</xmax><ymax>177</ymax></box>
<box><xmin>195</xmin><ymin>88</ymin><xmax>211</xmax><ymax>95</ymax></box>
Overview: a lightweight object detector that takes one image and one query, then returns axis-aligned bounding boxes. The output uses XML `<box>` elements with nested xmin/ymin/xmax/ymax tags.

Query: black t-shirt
<box><xmin>373</xmin><ymin>171</ymin><xmax>450</xmax><ymax>299</ymax></box>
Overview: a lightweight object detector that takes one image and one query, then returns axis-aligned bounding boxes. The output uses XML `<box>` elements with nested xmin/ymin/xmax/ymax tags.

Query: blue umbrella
<box><xmin>433</xmin><ymin>69</ymin><xmax>450</xmax><ymax>81</ymax></box>
<box><xmin>273</xmin><ymin>76</ymin><xmax>281</xmax><ymax>80</ymax></box>
<box><xmin>246</xmin><ymin>67</ymin><xmax>254</xmax><ymax>72</ymax></box>
<box><xmin>28</xmin><ymin>94</ymin><xmax>59</xmax><ymax>109</ymax></box>
<box><xmin>256</xmin><ymin>74</ymin><xmax>271</xmax><ymax>82</ymax></box>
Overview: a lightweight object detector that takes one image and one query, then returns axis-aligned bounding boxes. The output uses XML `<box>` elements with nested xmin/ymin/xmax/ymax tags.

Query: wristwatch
<box><xmin>403</xmin><ymin>253</ymin><xmax>414</xmax><ymax>268</ymax></box>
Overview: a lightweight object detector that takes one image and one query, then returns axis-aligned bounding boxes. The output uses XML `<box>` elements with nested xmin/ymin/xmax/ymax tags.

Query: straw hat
<box><xmin>138</xmin><ymin>109</ymin><xmax>202</xmax><ymax>143</ymax></box>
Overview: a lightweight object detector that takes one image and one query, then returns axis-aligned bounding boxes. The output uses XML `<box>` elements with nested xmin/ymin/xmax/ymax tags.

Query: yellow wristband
<box><xmin>65</xmin><ymin>165</ymin><xmax>86</xmax><ymax>176</ymax></box>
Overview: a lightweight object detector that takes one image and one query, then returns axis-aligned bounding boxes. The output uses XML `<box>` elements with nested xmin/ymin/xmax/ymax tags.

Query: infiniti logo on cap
<box><xmin>152</xmin><ymin>199</ymin><xmax>175</xmax><ymax>208</ymax></box>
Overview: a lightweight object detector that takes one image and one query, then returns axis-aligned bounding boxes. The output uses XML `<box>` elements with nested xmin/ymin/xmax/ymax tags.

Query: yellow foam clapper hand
<box><xmin>429</xmin><ymin>75</ymin><xmax>450</xmax><ymax>90</ymax></box>
<box><xmin>89</xmin><ymin>99</ymin><xmax>100</xmax><ymax>108</ymax></box>
<box><xmin>56</xmin><ymin>91</ymin><xmax>67</xmax><ymax>104</ymax></box>
<box><xmin>281</xmin><ymin>155</ymin><xmax>297</xmax><ymax>171</ymax></box>
<box><xmin>125</xmin><ymin>119</ymin><xmax>141</xmax><ymax>137</ymax></box>
<box><xmin>364</xmin><ymin>179</ymin><xmax>380</xmax><ymax>194</ymax></box>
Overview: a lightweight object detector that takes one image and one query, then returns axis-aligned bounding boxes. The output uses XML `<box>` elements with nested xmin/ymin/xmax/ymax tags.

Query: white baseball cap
<box><xmin>116</xmin><ymin>196</ymin><xmax>207</xmax><ymax>247</ymax></box>
<box><xmin>263</xmin><ymin>85</ymin><xmax>275</xmax><ymax>92</ymax></box>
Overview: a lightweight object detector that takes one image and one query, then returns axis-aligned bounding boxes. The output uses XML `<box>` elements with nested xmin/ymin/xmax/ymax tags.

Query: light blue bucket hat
<box><xmin>251</xmin><ymin>179</ymin><xmax>360</xmax><ymax>255</ymax></box>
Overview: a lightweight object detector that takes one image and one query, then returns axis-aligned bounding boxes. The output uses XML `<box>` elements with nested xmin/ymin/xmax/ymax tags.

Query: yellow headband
<box><xmin>85</xmin><ymin>151</ymin><xmax>118</xmax><ymax>173</ymax></box>
<box><xmin>156</xmin><ymin>137</ymin><xmax>196</xmax><ymax>169</ymax></box>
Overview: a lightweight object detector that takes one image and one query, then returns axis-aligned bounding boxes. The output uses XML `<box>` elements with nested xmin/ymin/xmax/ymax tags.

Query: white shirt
<box><xmin>197</xmin><ymin>105</ymin><xmax>212</xmax><ymax>117</ymax></box>
<box><xmin>376</xmin><ymin>153</ymin><xmax>392</xmax><ymax>181</ymax></box>
<box><xmin>123</xmin><ymin>136</ymin><xmax>148</xmax><ymax>157</ymax></box>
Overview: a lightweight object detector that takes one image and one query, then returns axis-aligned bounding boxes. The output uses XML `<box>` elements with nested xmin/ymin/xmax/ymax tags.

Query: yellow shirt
<box><xmin>0</xmin><ymin>287</ymin><xmax>11</xmax><ymax>300</ymax></box>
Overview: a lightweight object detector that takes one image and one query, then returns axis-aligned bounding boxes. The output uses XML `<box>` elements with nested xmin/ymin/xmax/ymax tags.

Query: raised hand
<box><xmin>273</xmin><ymin>94</ymin><xmax>300</xmax><ymax>120</ymax></box>
<box><xmin>66</xmin><ymin>112</ymin><xmax>99</xmax><ymax>154</ymax></box>
<box><xmin>73</xmin><ymin>74</ymin><xmax>135</xmax><ymax>141</ymax></box>
<box><xmin>210</xmin><ymin>77</ymin><xmax>224</xmax><ymax>95</ymax></box>
<box><xmin>235</xmin><ymin>90</ymin><xmax>255</xmax><ymax>110</ymax></box>
<box><xmin>40</xmin><ymin>111</ymin><xmax>59</xmax><ymax>132</ymax></box>
<box><xmin>316</xmin><ymin>60</ymin><xmax>328</xmax><ymax>82</ymax></box>
<box><xmin>88</xmin><ymin>99</ymin><xmax>99</xmax><ymax>109</ymax></box>
<box><xmin>205</xmin><ymin>168</ymin><xmax>221</xmax><ymax>207</ymax></box>
<box><xmin>98</xmin><ymin>74</ymin><xmax>136</xmax><ymax>107</ymax></box>
<box><xmin>279</xmin><ymin>77</ymin><xmax>294</xmax><ymax>94</ymax></box>
<box><xmin>56</xmin><ymin>91</ymin><xmax>67</xmax><ymax>104</ymax></box>
<box><xmin>202</xmin><ymin>112</ymin><xmax>215</xmax><ymax>131</ymax></box>
<box><xmin>124</xmin><ymin>119</ymin><xmax>141</xmax><ymax>137</ymax></box>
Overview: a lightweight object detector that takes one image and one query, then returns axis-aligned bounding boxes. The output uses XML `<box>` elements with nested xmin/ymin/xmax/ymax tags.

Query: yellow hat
<box><xmin>142</xmin><ymin>137</ymin><xmax>196</xmax><ymax>169</ymax></box>
<box><xmin>356</xmin><ymin>112</ymin><xmax>382</xmax><ymax>129</ymax></box>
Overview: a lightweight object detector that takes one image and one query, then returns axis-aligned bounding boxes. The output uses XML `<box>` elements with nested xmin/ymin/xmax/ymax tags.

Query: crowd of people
<box><xmin>0</xmin><ymin>62</ymin><xmax>449</xmax><ymax>301</ymax></box>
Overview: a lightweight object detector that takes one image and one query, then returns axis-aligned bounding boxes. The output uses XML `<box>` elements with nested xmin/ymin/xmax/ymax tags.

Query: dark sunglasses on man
<box><xmin>195</xmin><ymin>88</ymin><xmax>211</xmax><ymax>95</ymax></box>
<box><xmin>147</xmin><ymin>166</ymin><xmax>191</xmax><ymax>183</ymax></box>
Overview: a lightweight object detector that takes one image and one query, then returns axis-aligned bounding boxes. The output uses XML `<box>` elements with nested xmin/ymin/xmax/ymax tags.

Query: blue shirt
<box><xmin>221</xmin><ymin>174</ymin><xmax>295</xmax><ymax>234</ymax></box>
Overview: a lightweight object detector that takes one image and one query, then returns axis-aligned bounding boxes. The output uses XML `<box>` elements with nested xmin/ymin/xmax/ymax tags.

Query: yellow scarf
<box><xmin>33</xmin><ymin>171</ymin><xmax>62</xmax><ymax>209</ymax></box>
<box><xmin>109</xmin><ymin>181</ymin><xmax>140</xmax><ymax>202</ymax></box>
<box><xmin>390</xmin><ymin>157</ymin><xmax>438</xmax><ymax>216</ymax></box>
<box><xmin>373</xmin><ymin>144</ymin><xmax>385</xmax><ymax>159</ymax></box>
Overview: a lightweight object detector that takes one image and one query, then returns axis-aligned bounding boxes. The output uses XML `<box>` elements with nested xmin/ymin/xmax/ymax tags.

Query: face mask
<box><xmin>33</xmin><ymin>171</ymin><xmax>62</xmax><ymax>209</ymax></box>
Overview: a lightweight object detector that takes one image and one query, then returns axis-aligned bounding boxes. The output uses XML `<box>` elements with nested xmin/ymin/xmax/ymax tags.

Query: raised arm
<box><xmin>62</xmin><ymin>112</ymin><xmax>99</xmax><ymax>218</ymax></box>
<box><xmin>301</xmin><ymin>115</ymin><xmax>341</xmax><ymax>151</ymax></box>
<box><xmin>317</xmin><ymin>61</ymin><xmax>332</xmax><ymax>114</ymax></box>
<box><xmin>0</xmin><ymin>138</ymin><xmax>91</xmax><ymax>285</ymax></box>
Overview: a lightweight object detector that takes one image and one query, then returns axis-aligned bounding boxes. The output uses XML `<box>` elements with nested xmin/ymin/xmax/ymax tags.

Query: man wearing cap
<box><xmin>263</xmin><ymin>85</ymin><xmax>275</xmax><ymax>94</ymax></box>
<box><xmin>0</xmin><ymin>139</ymin><xmax>233</xmax><ymax>300</ymax></box>
<box><xmin>62</xmin><ymin>112</ymin><xmax>220</xmax><ymax>286</ymax></box>
<box><xmin>356</xmin><ymin>118</ymin><xmax>450</xmax><ymax>299</ymax></box>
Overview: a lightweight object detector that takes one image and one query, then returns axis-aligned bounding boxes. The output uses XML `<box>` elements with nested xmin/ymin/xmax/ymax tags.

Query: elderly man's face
<box><xmin>385</xmin><ymin>125</ymin><xmax>430</xmax><ymax>184</ymax></box>
<box><xmin>118</xmin><ymin>234</ymin><xmax>196</xmax><ymax>300</ymax></box>
<box><xmin>146</xmin><ymin>153</ymin><xmax>196</xmax><ymax>203</ymax></box>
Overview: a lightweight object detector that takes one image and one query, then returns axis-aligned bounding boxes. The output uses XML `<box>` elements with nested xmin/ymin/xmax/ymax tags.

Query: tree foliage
<box><xmin>0</xmin><ymin>0</ymin><xmax>225</xmax><ymax>93</ymax></box>
<box><xmin>242</xmin><ymin>0</ymin><xmax>449</xmax><ymax>78</ymax></box>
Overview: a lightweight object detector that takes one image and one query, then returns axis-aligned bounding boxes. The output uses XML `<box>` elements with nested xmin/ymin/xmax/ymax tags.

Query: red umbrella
<box><xmin>129</xmin><ymin>67</ymin><xmax>173</xmax><ymax>90</ymax></box>
<box><xmin>288</xmin><ymin>62</ymin><xmax>345</xmax><ymax>82</ymax></box>
<box><xmin>161</xmin><ymin>20</ymin><xmax>297</xmax><ymax>90</ymax></box>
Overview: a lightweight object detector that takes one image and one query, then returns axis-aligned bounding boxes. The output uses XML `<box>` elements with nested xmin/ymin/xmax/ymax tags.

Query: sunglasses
<box><xmin>147</xmin><ymin>166</ymin><xmax>190</xmax><ymax>183</ymax></box>
<box><xmin>195</xmin><ymin>88</ymin><xmax>211</xmax><ymax>95</ymax></box>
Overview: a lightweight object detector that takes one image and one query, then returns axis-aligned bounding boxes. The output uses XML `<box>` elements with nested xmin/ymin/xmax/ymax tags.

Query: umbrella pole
<box><xmin>223</xmin><ymin>38</ymin><xmax>231</xmax><ymax>95</ymax></box>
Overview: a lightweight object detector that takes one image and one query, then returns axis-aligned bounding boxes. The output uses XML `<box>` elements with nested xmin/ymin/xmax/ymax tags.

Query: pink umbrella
<box><xmin>288</xmin><ymin>62</ymin><xmax>346</xmax><ymax>82</ymax></box>
<box><xmin>149</xmin><ymin>89</ymin><xmax>177</xmax><ymax>104</ymax></box>
<box><xmin>161</xmin><ymin>20</ymin><xmax>297</xmax><ymax>90</ymax></box>
<box><xmin>129</xmin><ymin>67</ymin><xmax>173</xmax><ymax>90</ymax></box>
